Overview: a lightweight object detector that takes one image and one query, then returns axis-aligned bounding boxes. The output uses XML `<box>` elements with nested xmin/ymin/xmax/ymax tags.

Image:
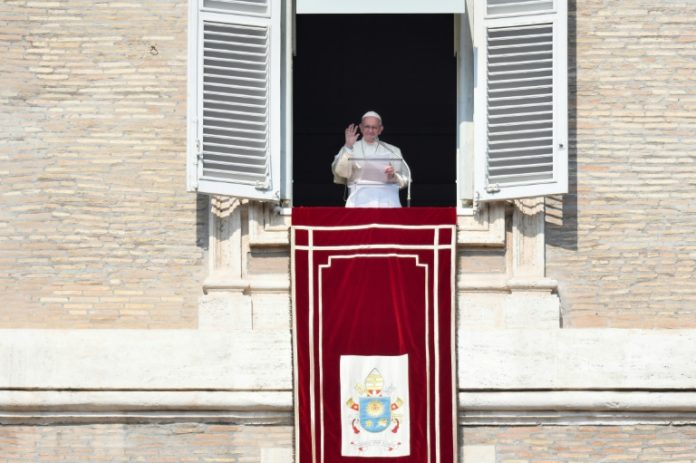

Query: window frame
<box><xmin>187</xmin><ymin>0</ymin><xmax>568</xmax><ymax>208</ymax></box>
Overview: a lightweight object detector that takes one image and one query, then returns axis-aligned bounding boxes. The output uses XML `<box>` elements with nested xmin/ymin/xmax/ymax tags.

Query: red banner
<box><xmin>292</xmin><ymin>208</ymin><xmax>457</xmax><ymax>463</ymax></box>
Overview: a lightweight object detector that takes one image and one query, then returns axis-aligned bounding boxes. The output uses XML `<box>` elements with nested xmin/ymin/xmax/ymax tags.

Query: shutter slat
<box><xmin>203</xmin><ymin>48</ymin><xmax>267</xmax><ymax>60</ymax></box>
<box><xmin>203</xmin><ymin>98</ymin><xmax>267</xmax><ymax>109</ymax></box>
<box><xmin>205</xmin><ymin>146</ymin><xmax>266</xmax><ymax>156</ymax></box>
<box><xmin>204</xmin><ymin>108</ymin><xmax>266</xmax><ymax>117</ymax></box>
<box><xmin>489</xmin><ymin>100</ymin><xmax>551</xmax><ymax>110</ymax></box>
<box><xmin>490</xmin><ymin>74</ymin><xmax>552</xmax><ymax>83</ymax></box>
<box><xmin>487</xmin><ymin>0</ymin><xmax>554</xmax><ymax>16</ymax></box>
<box><xmin>204</xmin><ymin>41</ymin><xmax>267</xmax><ymax>52</ymax></box>
<box><xmin>489</xmin><ymin>111</ymin><xmax>552</xmax><ymax>121</ymax></box>
<box><xmin>204</xmin><ymin>90</ymin><xmax>267</xmax><ymax>102</ymax></box>
<box><xmin>489</xmin><ymin>161</ymin><xmax>553</xmax><ymax>172</ymax></box>
<box><xmin>489</xmin><ymin>135</ymin><xmax>552</xmax><ymax>145</ymax></box>
<box><xmin>203</xmin><ymin>167</ymin><xmax>266</xmax><ymax>177</ymax></box>
<box><xmin>204</xmin><ymin>127</ymin><xmax>266</xmax><ymax>140</ymax></box>
<box><xmin>204</xmin><ymin>79</ymin><xmax>267</xmax><ymax>91</ymax></box>
<box><xmin>205</xmin><ymin>159</ymin><xmax>267</xmax><ymax>169</ymax></box>
<box><xmin>203</xmin><ymin>0</ymin><xmax>269</xmax><ymax>16</ymax></box>
<box><xmin>489</xmin><ymin>58</ymin><xmax>552</xmax><ymax>68</ymax></box>
<box><xmin>205</xmin><ymin>142</ymin><xmax>267</xmax><ymax>152</ymax></box>
<box><xmin>202</xmin><ymin>169</ymin><xmax>266</xmax><ymax>182</ymax></box>
<box><xmin>488</xmin><ymin>84</ymin><xmax>553</xmax><ymax>93</ymax></box>
<box><xmin>488</xmin><ymin>121</ymin><xmax>552</xmax><ymax>129</ymax></box>
<box><xmin>204</xmin><ymin>66</ymin><xmax>266</xmax><ymax>77</ymax></box>
<box><xmin>204</xmin><ymin>30</ymin><xmax>268</xmax><ymax>41</ymax></box>
<box><xmin>488</xmin><ymin>41</ymin><xmax>551</xmax><ymax>51</ymax></box>
<box><xmin>488</xmin><ymin>94</ymin><xmax>552</xmax><ymax>103</ymax></box>
<box><xmin>205</xmin><ymin>134</ymin><xmax>267</xmax><ymax>144</ymax></box>
<box><xmin>489</xmin><ymin>131</ymin><xmax>552</xmax><ymax>139</ymax></box>
<box><xmin>204</xmin><ymin>55</ymin><xmax>267</xmax><ymax>66</ymax></box>
<box><xmin>489</xmin><ymin>32</ymin><xmax>552</xmax><ymax>42</ymax></box>
<box><xmin>489</xmin><ymin>170</ymin><xmax>553</xmax><ymax>180</ymax></box>
<box><xmin>204</xmin><ymin>125</ymin><xmax>267</xmax><ymax>135</ymax></box>
<box><xmin>204</xmin><ymin>150</ymin><xmax>268</xmax><ymax>160</ymax></box>
<box><xmin>489</xmin><ymin>155</ymin><xmax>552</xmax><ymax>163</ymax></box>
<box><xmin>488</xmin><ymin>74</ymin><xmax>551</xmax><ymax>84</ymax></box>
<box><xmin>204</xmin><ymin>116</ymin><xmax>266</xmax><ymax>126</ymax></box>
<box><xmin>489</xmin><ymin>68</ymin><xmax>552</xmax><ymax>78</ymax></box>
<box><xmin>210</xmin><ymin>0</ymin><xmax>267</xmax><ymax>5</ymax></box>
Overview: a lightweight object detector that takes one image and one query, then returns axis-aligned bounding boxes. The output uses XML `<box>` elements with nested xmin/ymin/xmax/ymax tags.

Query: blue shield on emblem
<box><xmin>359</xmin><ymin>397</ymin><xmax>391</xmax><ymax>433</ymax></box>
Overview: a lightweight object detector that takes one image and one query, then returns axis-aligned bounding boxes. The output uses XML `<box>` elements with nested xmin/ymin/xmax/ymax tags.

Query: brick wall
<box><xmin>546</xmin><ymin>0</ymin><xmax>696</xmax><ymax>328</ymax></box>
<box><xmin>464</xmin><ymin>425</ymin><xmax>696</xmax><ymax>462</ymax></box>
<box><xmin>0</xmin><ymin>1</ymin><xmax>206</xmax><ymax>328</ymax></box>
<box><xmin>0</xmin><ymin>423</ymin><xmax>292</xmax><ymax>463</ymax></box>
<box><xmin>3</xmin><ymin>423</ymin><xmax>695</xmax><ymax>462</ymax></box>
<box><xmin>5</xmin><ymin>0</ymin><xmax>696</xmax><ymax>330</ymax></box>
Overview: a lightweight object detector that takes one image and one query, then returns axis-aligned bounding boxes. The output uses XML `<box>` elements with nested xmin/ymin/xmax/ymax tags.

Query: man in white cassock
<box><xmin>332</xmin><ymin>111</ymin><xmax>410</xmax><ymax>208</ymax></box>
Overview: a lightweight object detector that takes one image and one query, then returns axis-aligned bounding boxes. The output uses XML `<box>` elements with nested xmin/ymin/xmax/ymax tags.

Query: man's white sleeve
<box><xmin>332</xmin><ymin>146</ymin><xmax>353</xmax><ymax>181</ymax></box>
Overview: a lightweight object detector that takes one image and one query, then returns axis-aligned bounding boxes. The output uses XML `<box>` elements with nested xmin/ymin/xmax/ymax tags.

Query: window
<box><xmin>292</xmin><ymin>14</ymin><xmax>457</xmax><ymax>207</ymax></box>
<box><xmin>187</xmin><ymin>0</ymin><xmax>568</xmax><ymax>206</ymax></box>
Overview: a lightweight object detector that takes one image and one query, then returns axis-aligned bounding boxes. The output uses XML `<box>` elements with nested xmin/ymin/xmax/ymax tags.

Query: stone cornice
<box><xmin>6</xmin><ymin>390</ymin><xmax>696</xmax><ymax>425</ymax></box>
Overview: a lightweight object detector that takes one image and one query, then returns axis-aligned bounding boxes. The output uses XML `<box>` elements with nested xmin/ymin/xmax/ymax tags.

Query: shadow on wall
<box><xmin>196</xmin><ymin>193</ymin><xmax>209</xmax><ymax>250</ymax></box>
<box><xmin>545</xmin><ymin>0</ymin><xmax>577</xmax><ymax>252</ymax></box>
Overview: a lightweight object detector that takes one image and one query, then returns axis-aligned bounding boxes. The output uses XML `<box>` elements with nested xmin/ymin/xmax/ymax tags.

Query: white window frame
<box><xmin>296</xmin><ymin>0</ymin><xmax>464</xmax><ymax>14</ymax></box>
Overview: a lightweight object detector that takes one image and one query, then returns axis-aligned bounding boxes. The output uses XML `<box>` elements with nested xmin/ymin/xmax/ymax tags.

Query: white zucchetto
<box><xmin>361</xmin><ymin>111</ymin><xmax>382</xmax><ymax>122</ymax></box>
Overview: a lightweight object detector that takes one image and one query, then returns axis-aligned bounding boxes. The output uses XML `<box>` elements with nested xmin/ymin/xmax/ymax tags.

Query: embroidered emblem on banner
<box><xmin>340</xmin><ymin>355</ymin><xmax>410</xmax><ymax>457</ymax></box>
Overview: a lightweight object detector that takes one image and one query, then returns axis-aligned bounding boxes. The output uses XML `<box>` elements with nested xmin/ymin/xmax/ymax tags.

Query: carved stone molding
<box><xmin>457</xmin><ymin>203</ymin><xmax>505</xmax><ymax>246</ymax></box>
<box><xmin>207</xmin><ymin>196</ymin><xmax>245</xmax><ymax>284</ymax></box>
<box><xmin>509</xmin><ymin>197</ymin><xmax>557</xmax><ymax>292</ymax></box>
<box><xmin>249</xmin><ymin>202</ymin><xmax>290</xmax><ymax>248</ymax></box>
<box><xmin>203</xmin><ymin>199</ymin><xmax>291</xmax><ymax>296</ymax></box>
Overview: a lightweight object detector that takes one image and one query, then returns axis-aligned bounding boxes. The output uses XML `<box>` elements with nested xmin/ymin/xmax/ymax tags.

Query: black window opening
<box><xmin>293</xmin><ymin>14</ymin><xmax>457</xmax><ymax>207</ymax></box>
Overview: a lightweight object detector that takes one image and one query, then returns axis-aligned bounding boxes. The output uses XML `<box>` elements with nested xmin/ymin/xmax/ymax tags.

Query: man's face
<box><xmin>359</xmin><ymin>116</ymin><xmax>383</xmax><ymax>143</ymax></box>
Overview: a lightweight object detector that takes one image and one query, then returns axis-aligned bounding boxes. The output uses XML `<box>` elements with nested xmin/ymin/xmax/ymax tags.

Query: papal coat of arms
<box><xmin>346</xmin><ymin>368</ymin><xmax>404</xmax><ymax>434</ymax></box>
<box><xmin>340</xmin><ymin>355</ymin><xmax>410</xmax><ymax>457</ymax></box>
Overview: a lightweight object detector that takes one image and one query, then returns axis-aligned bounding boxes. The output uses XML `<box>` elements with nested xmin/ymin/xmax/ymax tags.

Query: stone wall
<box><xmin>0</xmin><ymin>1</ymin><xmax>206</xmax><ymax>328</ymax></box>
<box><xmin>546</xmin><ymin>0</ymin><xmax>696</xmax><ymax>328</ymax></box>
<box><xmin>0</xmin><ymin>423</ymin><xmax>292</xmax><ymax>463</ymax></box>
<box><xmin>4</xmin><ymin>423</ymin><xmax>696</xmax><ymax>462</ymax></box>
<box><xmin>464</xmin><ymin>425</ymin><xmax>696</xmax><ymax>462</ymax></box>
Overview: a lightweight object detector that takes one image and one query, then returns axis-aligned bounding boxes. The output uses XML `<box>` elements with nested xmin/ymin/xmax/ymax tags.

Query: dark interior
<box><xmin>293</xmin><ymin>14</ymin><xmax>457</xmax><ymax>207</ymax></box>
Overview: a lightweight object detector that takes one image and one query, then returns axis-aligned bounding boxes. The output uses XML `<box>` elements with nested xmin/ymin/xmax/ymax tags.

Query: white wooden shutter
<box><xmin>474</xmin><ymin>0</ymin><xmax>567</xmax><ymax>201</ymax></box>
<box><xmin>187</xmin><ymin>0</ymin><xmax>282</xmax><ymax>201</ymax></box>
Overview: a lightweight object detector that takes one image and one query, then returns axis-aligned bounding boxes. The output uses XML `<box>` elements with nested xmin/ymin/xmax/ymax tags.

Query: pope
<box><xmin>332</xmin><ymin>111</ymin><xmax>410</xmax><ymax>207</ymax></box>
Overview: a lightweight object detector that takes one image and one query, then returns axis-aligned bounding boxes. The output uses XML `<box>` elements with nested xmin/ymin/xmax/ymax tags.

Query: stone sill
<box><xmin>248</xmin><ymin>202</ymin><xmax>507</xmax><ymax>248</ymax></box>
<box><xmin>457</xmin><ymin>274</ymin><xmax>557</xmax><ymax>293</ymax></box>
<box><xmin>6</xmin><ymin>389</ymin><xmax>696</xmax><ymax>414</ymax></box>
<box><xmin>203</xmin><ymin>275</ymin><xmax>290</xmax><ymax>294</ymax></box>
<box><xmin>6</xmin><ymin>390</ymin><xmax>696</xmax><ymax>426</ymax></box>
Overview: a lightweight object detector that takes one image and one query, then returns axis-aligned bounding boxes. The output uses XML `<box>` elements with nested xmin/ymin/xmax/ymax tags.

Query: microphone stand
<box><xmin>402</xmin><ymin>159</ymin><xmax>412</xmax><ymax>207</ymax></box>
<box><xmin>377</xmin><ymin>142</ymin><xmax>413</xmax><ymax>208</ymax></box>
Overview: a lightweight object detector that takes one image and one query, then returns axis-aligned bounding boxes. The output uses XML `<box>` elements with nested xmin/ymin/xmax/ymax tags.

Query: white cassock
<box><xmin>332</xmin><ymin>138</ymin><xmax>410</xmax><ymax>208</ymax></box>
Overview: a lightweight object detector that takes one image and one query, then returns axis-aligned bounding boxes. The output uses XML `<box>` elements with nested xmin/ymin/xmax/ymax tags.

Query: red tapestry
<box><xmin>292</xmin><ymin>208</ymin><xmax>457</xmax><ymax>463</ymax></box>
